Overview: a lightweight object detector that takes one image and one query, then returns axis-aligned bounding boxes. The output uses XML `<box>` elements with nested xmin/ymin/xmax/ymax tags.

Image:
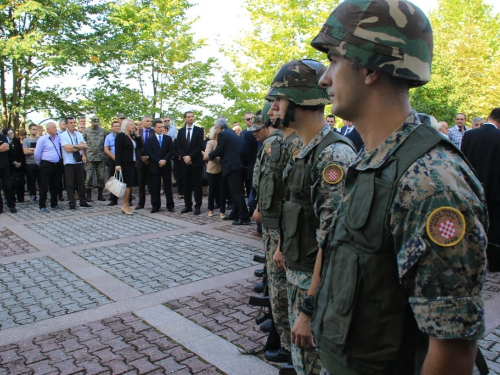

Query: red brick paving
<box><xmin>0</xmin><ymin>228</ymin><xmax>39</xmax><ymax>258</ymax></box>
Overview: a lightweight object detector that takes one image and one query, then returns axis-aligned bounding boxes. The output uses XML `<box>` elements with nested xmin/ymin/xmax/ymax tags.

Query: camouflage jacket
<box><xmin>83</xmin><ymin>126</ymin><xmax>106</xmax><ymax>161</ymax></box>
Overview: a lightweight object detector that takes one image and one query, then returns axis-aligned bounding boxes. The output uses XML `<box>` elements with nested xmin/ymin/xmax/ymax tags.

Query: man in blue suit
<box><xmin>203</xmin><ymin>118</ymin><xmax>250</xmax><ymax>225</ymax></box>
<box><xmin>146</xmin><ymin>119</ymin><xmax>174</xmax><ymax>213</ymax></box>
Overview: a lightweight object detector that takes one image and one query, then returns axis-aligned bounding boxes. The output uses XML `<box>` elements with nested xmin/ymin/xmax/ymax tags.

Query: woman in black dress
<box><xmin>3</xmin><ymin>128</ymin><xmax>26</xmax><ymax>202</ymax></box>
<box><xmin>115</xmin><ymin>119</ymin><xmax>142</xmax><ymax>214</ymax></box>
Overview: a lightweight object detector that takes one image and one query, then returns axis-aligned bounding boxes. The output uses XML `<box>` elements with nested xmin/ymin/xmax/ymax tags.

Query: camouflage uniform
<box><xmin>283</xmin><ymin>124</ymin><xmax>356</xmax><ymax>375</ymax></box>
<box><xmin>83</xmin><ymin>125</ymin><xmax>106</xmax><ymax>189</ymax></box>
<box><xmin>310</xmin><ymin>1</ymin><xmax>488</xmax><ymax>374</ymax></box>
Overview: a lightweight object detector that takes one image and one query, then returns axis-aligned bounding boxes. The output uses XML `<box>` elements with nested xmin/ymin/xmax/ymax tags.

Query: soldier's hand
<box><xmin>273</xmin><ymin>249</ymin><xmax>286</xmax><ymax>272</ymax></box>
<box><xmin>252</xmin><ymin>209</ymin><xmax>262</xmax><ymax>224</ymax></box>
<box><xmin>82</xmin><ymin>155</ymin><xmax>86</xmax><ymax>163</ymax></box>
<box><xmin>291</xmin><ymin>313</ymin><xmax>315</xmax><ymax>350</ymax></box>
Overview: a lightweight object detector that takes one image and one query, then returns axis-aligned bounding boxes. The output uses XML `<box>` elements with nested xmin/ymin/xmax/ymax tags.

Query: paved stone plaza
<box><xmin>1</xmin><ymin>191</ymin><xmax>500</xmax><ymax>374</ymax></box>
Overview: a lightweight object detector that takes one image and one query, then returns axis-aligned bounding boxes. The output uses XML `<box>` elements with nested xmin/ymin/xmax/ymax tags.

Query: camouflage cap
<box><xmin>248</xmin><ymin>115</ymin><xmax>267</xmax><ymax>132</ymax></box>
<box><xmin>311</xmin><ymin>0</ymin><xmax>433</xmax><ymax>87</ymax></box>
<box><xmin>265</xmin><ymin>59</ymin><xmax>330</xmax><ymax>106</ymax></box>
<box><xmin>91</xmin><ymin>116</ymin><xmax>100</xmax><ymax>122</ymax></box>
<box><xmin>116</xmin><ymin>113</ymin><xmax>125</xmax><ymax>119</ymax></box>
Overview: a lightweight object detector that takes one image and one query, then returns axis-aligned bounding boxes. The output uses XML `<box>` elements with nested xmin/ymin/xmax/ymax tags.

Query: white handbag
<box><xmin>105</xmin><ymin>171</ymin><xmax>127</xmax><ymax>199</ymax></box>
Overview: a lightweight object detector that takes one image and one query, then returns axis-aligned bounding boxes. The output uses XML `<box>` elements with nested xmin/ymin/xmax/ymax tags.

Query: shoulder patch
<box><xmin>265</xmin><ymin>145</ymin><xmax>272</xmax><ymax>155</ymax></box>
<box><xmin>426</xmin><ymin>207</ymin><xmax>466</xmax><ymax>247</ymax></box>
<box><xmin>322</xmin><ymin>164</ymin><xmax>343</xmax><ymax>184</ymax></box>
<box><xmin>292</xmin><ymin>150</ymin><xmax>300</xmax><ymax>161</ymax></box>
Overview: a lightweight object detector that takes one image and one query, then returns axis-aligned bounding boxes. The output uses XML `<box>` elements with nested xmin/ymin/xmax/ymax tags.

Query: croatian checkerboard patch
<box><xmin>265</xmin><ymin>145</ymin><xmax>272</xmax><ymax>155</ymax></box>
<box><xmin>322</xmin><ymin>164</ymin><xmax>343</xmax><ymax>184</ymax></box>
<box><xmin>426</xmin><ymin>207</ymin><xmax>466</xmax><ymax>247</ymax></box>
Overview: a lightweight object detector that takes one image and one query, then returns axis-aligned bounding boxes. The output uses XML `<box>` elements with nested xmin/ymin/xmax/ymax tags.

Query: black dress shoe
<box><xmin>9</xmin><ymin>207</ymin><xmax>17</xmax><ymax>213</ymax></box>
<box><xmin>181</xmin><ymin>207</ymin><xmax>192</xmax><ymax>213</ymax></box>
<box><xmin>264</xmin><ymin>347</ymin><xmax>291</xmax><ymax>363</ymax></box>
<box><xmin>222</xmin><ymin>216</ymin><xmax>236</xmax><ymax>221</ymax></box>
<box><xmin>80</xmin><ymin>202</ymin><xmax>92</xmax><ymax>208</ymax></box>
<box><xmin>135</xmin><ymin>204</ymin><xmax>144</xmax><ymax>210</ymax></box>
<box><xmin>108</xmin><ymin>201</ymin><xmax>118</xmax><ymax>206</ymax></box>
<box><xmin>58</xmin><ymin>195</ymin><xmax>64</xmax><ymax>202</ymax></box>
<box><xmin>254</xmin><ymin>282</ymin><xmax>263</xmax><ymax>294</ymax></box>
<box><xmin>254</xmin><ymin>269</ymin><xmax>265</xmax><ymax>277</ymax></box>
<box><xmin>167</xmin><ymin>208</ymin><xmax>175</xmax><ymax>213</ymax></box>
<box><xmin>150</xmin><ymin>208</ymin><xmax>160</xmax><ymax>213</ymax></box>
<box><xmin>194</xmin><ymin>208</ymin><xmax>201</xmax><ymax>215</ymax></box>
<box><xmin>233</xmin><ymin>219</ymin><xmax>251</xmax><ymax>225</ymax></box>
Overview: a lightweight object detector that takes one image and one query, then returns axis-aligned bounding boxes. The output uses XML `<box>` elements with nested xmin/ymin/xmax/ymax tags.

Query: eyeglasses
<box><xmin>245</xmin><ymin>118</ymin><xmax>252</xmax><ymax>121</ymax></box>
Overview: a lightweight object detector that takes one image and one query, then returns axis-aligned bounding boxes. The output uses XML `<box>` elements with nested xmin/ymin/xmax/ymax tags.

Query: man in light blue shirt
<box><xmin>163</xmin><ymin>117</ymin><xmax>177</xmax><ymax>140</ymax></box>
<box><xmin>104</xmin><ymin>120</ymin><xmax>121</xmax><ymax>206</ymax></box>
<box><xmin>60</xmin><ymin>116</ymin><xmax>91</xmax><ymax>209</ymax></box>
<box><xmin>34</xmin><ymin>122</ymin><xmax>62</xmax><ymax>212</ymax></box>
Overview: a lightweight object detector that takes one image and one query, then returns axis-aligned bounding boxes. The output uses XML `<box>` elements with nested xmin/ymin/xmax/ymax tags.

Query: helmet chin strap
<box><xmin>278</xmin><ymin>102</ymin><xmax>296</xmax><ymax>128</ymax></box>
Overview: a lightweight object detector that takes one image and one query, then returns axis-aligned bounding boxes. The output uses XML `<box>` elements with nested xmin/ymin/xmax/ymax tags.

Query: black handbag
<box><xmin>72</xmin><ymin>151</ymin><xmax>82</xmax><ymax>163</ymax></box>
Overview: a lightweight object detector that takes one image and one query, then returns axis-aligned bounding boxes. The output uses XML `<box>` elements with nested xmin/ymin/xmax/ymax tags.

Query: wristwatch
<box><xmin>299</xmin><ymin>295</ymin><xmax>315</xmax><ymax>317</ymax></box>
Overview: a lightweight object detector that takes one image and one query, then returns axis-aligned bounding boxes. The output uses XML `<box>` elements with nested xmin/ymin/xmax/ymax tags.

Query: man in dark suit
<box><xmin>135</xmin><ymin>116</ymin><xmax>154</xmax><ymax>209</ymax></box>
<box><xmin>240</xmin><ymin>111</ymin><xmax>259</xmax><ymax>197</ymax></box>
<box><xmin>340</xmin><ymin>120</ymin><xmax>364</xmax><ymax>152</ymax></box>
<box><xmin>0</xmin><ymin>132</ymin><xmax>16</xmax><ymax>213</ymax></box>
<box><xmin>174</xmin><ymin>111</ymin><xmax>204</xmax><ymax>215</ymax></box>
<box><xmin>145</xmin><ymin>119</ymin><xmax>174</xmax><ymax>213</ymax></box>
<box><xmin>203</xmin><ymin>118</ymin><xmax>250</xmax><ymax>225</ymax></box>
<box><xmin>462</xmin><ymin>107</ymin><xmax>500</xmax><ymax>272</ymax></box>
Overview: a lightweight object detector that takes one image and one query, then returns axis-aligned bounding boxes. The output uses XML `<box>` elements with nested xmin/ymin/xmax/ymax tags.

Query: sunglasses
<box><xmin>245</xmin><ymin>118</ymin><xmax>252</xmax><ymax>121</ymax></box>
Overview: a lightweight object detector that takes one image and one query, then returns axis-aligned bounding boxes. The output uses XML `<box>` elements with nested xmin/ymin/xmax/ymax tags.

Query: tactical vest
<box><xmin>313</xmin><ymin>125</ymin><xmax>464</xmax><ymax>375</ymax></box>
<box><xmin>282</xmin><ymin>131</ymin><xmax>354</xmax><ymax>273</ymax></box>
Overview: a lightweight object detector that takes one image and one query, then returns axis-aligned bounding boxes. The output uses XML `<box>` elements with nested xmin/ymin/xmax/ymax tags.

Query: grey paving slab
<box><xmin>76</xmin><ymin>232</ymin><xmax>261</xmax><ymax>294</ymax></box>
<box><xmin>27</xmin><ymin>212</ymin><xmax>181</xmax><ymax>247</ymax></box>
<box><xmin>0</xmin><ymin>228</ymin><xmax>39</xmax><ymax>258</ymax></box>
<box><xmin>478</xmin><ymin>325</ymin><xmax>500</xmax><ymax>374</ymax></box>
<box><xmin>0</xmin><ymin>257</ymin><xmax>111</xmax><ymax>331</ymax></box>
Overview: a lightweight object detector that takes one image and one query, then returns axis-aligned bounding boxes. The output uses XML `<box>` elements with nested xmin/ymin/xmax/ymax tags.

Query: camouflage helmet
<box><xmin>262</xmin><ymin>101</ymin><xmax>271</xmax><ymax>124</ymax></box>
<box><xmin>247</xmin><ymin>115</ymin><xmax>267</xmax><ymax>132</ymax></box>
<box><xmin>310</xmin><ymin>0</ymin><xmax>433</xmax><ymax>87</ymax></box>
<box><xmin>265</xmin><ymin>59</ymin><xmax>330</xmax><ymax>106</ymax></box>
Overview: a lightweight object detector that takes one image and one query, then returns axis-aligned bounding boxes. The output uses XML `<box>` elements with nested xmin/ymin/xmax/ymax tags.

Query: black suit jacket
<box><xmin>115</xmin><ymin>132</ymin><xmax>142</xmax><ymax>166</ymax></box>
<box><xmin>461</xmin><ymin>123</ymin><xmax>500</xmax><ymax>201</ymax></box>
<box><xmin>339</xmin><ymin>125</ymin><xmax>348</xmax><ymax>135</ymax></box>
<box><xmin>136</xmin><ymin>127</ymin><xmax>155</xmax><ymax>168</ymax></box>
<box><xmin>346</xmin><ymin>128</ymin><xmax>364</xmax><ymax>153</ymax></box>
<box><xmin>145</xmin><ymin>134</ymin><xmax>173</xmax><ymax>174</ymax></box>
<box><xmin>8</xmin><ymin>138</ymin><xmax>25</xmax><ymax>171</ymax></box>
<box><xmin>174</xmin><ymin>125</ymin><xmax>204</xmax><ymax>167</ymax></box>
<box><xmin>0</xmin><ymin>134</ymin><xmax>10</xmax><ymax>170</ymax></box>
<box><xmin>209</xmin><ymin>129</ymin><xmax>244</xmax><ymax>177</ymax></box>
<box><xmin>240</xmin><ymin>129</ymin><xmax>259</xmax><ymax>179</ymax></box>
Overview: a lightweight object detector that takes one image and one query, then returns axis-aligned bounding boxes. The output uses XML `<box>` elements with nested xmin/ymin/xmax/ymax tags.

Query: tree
<box><xmin>83</xmin><ymin>0</ymin><xmax>218</xmax><ymax>124</ymax></box>
<box><xmin>410</xmin><ymin>0</ymin><xmax>500</xmax><ymax>124</ymax></box>
<box><xmin>0</xmin><ymin>0</ymin><xmax>109</xmax><ymax>130</ymax></box>
<box><xmin>221</xmin><ymin>0</ymin><xmax>338</xmax><ymax>123</ymax></box>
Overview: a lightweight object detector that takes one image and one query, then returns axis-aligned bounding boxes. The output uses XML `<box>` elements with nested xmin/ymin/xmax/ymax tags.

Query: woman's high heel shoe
<box><xmin>122</xmin><ymin>207</ymin><xmax>133</xmax><ymax>215</ymax></box>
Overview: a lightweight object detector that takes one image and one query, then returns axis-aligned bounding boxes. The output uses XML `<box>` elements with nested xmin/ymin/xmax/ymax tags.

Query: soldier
<box><xmin>82</xmin><ymin>116</ymin><xmax>107</xmax><ymax>201</ymax></box>
<box><xmin>269</xmin><ymin>59</ymin><xmax>356</xmax><ymax>375</ymax></box>
<box><xmin>301</xmin><ymin>1</ymin><xmax>489</xmax><ymax>374</ymax></box>
<box><xmin>250</xmin><ymin>104</ymin><xmax>292</xmax><ymax>363</ymax></box>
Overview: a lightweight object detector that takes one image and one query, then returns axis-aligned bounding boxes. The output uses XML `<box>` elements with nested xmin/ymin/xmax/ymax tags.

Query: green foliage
<box><xmin>410</xmin><ymin>0</ymin><xmax>500</xmax><ymax>124</ymax></box>
<box><xmin>221</xmin><ymin>0</ymin><xmax>337</xmax><ymax>117</ymax></box>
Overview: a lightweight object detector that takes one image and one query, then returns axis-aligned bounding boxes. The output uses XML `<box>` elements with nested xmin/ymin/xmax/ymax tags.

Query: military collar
<box><xmin>296</xmin><ymin>123</ymin><xmax>331</xmax><ymax>160</ymax></box>
<box><xmin>352</xmin><ymin>111</ymin><xmax>421</xmax><ymax>171</ymax></box>
<box><xmin>269</xmin><ymin>128</ymin><xmax>284</xmax><ymax>138</ymax></box>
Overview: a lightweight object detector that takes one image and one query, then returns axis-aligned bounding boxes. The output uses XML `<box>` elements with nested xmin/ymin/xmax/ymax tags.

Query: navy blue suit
<box><xmin>146</xmin><ymin>133</ymin><xmax>174</xmax><ymax>210</ymax></box>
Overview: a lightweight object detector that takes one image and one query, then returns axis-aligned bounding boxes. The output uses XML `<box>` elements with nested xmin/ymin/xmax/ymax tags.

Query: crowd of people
<box><xmin>1</xmin><ymin>1</ymin><xmax>499</xmax><ymax>374</ymax></box>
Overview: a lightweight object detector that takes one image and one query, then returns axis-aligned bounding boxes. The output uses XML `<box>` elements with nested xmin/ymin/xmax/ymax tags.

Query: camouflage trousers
<box><xmin>85</xmin><ymin>161</ymin><xmax>105</xmax><ymax>189</ymax></box>
<box><xmin>287</xmin><ymin>270</ymin><xmax>323</xmax><ymax>375</ymax></box>
<box><xmin>263</xmin><ymin>226</ymin><xmax>291</xmax><ymax>351</ymax></box>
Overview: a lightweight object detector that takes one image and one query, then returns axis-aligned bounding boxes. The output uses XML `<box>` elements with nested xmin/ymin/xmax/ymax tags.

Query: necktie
<box><xmin>346</xmin><ymin>127</ymin><xmax>352</xmax><ymax>135</ymax></box>
<box><xmin>159</xmin><ymin>135</ymin><xmax>162</xmax><ymax>147</ymax></box>
<box><xmin>144</xmin><ymin>129</ymin><xmax>149</xmax><ymax>143</ymax></box>
<box><xmin>187</xmin><ymin>127</ymin><xmax>191</xmax><ymax>145</ymax></box>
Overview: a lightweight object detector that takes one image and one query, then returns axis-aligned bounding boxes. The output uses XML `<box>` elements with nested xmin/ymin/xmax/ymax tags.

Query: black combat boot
<box><xmin>97</xmin><ymin>188</ymin><xmax>105</xmax><ymax>201</ymax></box>
<box><xmin>86</xmin><ymin>189</ymin><xmax>92</xmax><ymax>202</ymax></box>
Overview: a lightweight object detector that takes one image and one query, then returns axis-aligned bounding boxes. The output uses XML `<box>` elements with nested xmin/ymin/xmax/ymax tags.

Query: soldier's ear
<box><xmin>363</xmin><ymin>68</ymin><xmax>380</xmax><ymax>86</ymax></box>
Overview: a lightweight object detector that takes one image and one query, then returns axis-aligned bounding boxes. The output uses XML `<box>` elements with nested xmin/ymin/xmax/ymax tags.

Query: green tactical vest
<box><xmin>282</xmin><ymin>131</ymin><xmax>354</xmax><ymax>273</ymax></box>
<box><xmin>313</xmin><ymin>124</ymin><xmax>465</xmax><ymax>375</ymax></box>
<box><xmin>256</xmin><ymin>129</ymin><xmax>287</xmax><ymax>229</ymax></box>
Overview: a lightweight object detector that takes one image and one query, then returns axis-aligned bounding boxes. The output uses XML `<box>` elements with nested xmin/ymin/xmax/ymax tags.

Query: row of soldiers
<box><xmin>251</xmin><ymin>0</ymin><xmax>488</xmax><ymax>374</ymax></box>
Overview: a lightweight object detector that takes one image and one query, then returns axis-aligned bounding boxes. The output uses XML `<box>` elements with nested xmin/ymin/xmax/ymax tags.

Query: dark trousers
<box><xmin>108</xmin><ymin>159</ymin><xmax>118</xmax><ymax>203</ymax></box>
<box><xmin>57</xmin><ymin>162</ymin><xmax>65</xmax><ymax>197</ymax></box>
<box><xmin>181</xmin><ymin>164</ymin><xmax>203</xmax><ymax>209</ymax></box>
<box><xmin>65</xmin><ymin>163</ymin><xmax>87</xmax><ymax>206</ymax></box>
<box><xmin>173</xmin><ymin>157</ymin><xmax>184</xmax><ymax>195</ymax></box>
<box><xmin>487</xmin><ymin>198</ymin><xmax>500</xmax><ymax>272</ymax></box>
<box><xmin>26</xmin><ymin>164</ymin><xmax>41</xmax><ymax>198</ymax></box>
<box><xmin>150</xmin><ymin>167</ymin><xmax>174</xmax><ymax>210</ymax></box>
<box><xmin>0</xmin><ymin>167</ymin><xmax>15</xmax><ymax>211</ymax></box>
<box><xmin>206</xmin><ymin>172</ymin><xmax>225</xmax><ymax>213</ymax></box>
<box><xmin>12</xmin><ymin>171</ymin><xmax>25</xmax><ymax>202</ymax></box>
<box><xmin>226</xmin><ymin>169</ymin><xmax>249</xmax><ymax>221</ymax></box>
<box><xmin>39</xmin><ymin>161</ymin><xmax>59</xmax><ymax>208</ymax></box>
<box><xmin>137</xmin><ymin>163</ymin><xmax>150</xmax><ymax>206</ymax></box>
